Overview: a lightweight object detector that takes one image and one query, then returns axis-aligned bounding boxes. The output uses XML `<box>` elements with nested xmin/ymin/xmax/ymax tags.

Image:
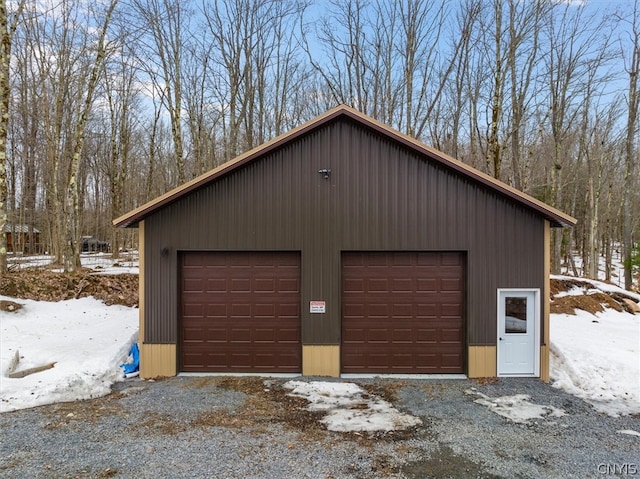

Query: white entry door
<box><xmin>497</xmin><ymin>289</ymin><xmax>540</xmax><ymax>377</ymax></box>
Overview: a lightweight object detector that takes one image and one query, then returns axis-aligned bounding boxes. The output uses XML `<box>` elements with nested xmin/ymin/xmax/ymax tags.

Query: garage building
<box><xmin>114</xmin><ymin>105</ymin><xmax>576</xmax><ymax>380</ymax></box>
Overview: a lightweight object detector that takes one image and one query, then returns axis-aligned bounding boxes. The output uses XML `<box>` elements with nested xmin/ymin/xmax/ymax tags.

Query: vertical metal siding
<box><xmin>144</xmin><ymin>118</ymin><xmax>546</xmax><ymax>347</ymax></box>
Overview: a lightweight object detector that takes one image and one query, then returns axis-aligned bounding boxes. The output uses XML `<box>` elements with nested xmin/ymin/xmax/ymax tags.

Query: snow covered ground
<box><xmin>8</xmin><ymin>252</ymin><xmax>139</xmax><ymax>275</ymax></box>
<box><xmin>549</xmin><ymin>275</ymin><xmax>640</xmax><ymax>417</ymax></box>
<box><xmin>0</xmin><ymin>296</ymin><xmax>138</xmax><ymax>413</ymax></box>
<box><xmin>0</xmin><ymin>256</ymin><xmax>638</xmax><ymax>427</ymax></box>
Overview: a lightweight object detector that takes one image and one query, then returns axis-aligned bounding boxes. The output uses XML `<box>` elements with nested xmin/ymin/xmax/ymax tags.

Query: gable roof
<box><xmin>114</xmin><ymin>104</ymin><xmax>576</xmax><ymax>228</ymax></box>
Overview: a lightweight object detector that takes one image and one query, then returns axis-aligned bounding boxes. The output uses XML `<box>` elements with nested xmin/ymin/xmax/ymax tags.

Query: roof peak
<box><xmin>114</xmin><ymin>106</ymin><xmax>576</xmax><ymax>229</ymax></box>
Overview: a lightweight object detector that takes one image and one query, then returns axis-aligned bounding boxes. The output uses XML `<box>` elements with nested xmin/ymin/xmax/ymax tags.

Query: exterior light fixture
<box><xmin>318</xmin><ymin>168</ymin><xmax>331</xmax><ymax>179</ymax></box>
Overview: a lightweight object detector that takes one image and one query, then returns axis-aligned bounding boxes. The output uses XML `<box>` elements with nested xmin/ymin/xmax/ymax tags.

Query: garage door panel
<box><xmin>441</xmin><ymin>278</ymin><xmax>462</xmax><ymax>291</ymax></box>
<box><xmin>182</xmin><ymin>302</ymin><xmax>204</xmax><ymax>316</ymax></box>
<box><xmin>390</xmin><ymin>303</ymin><xmax>413</xmax><ymax>317</ymax></box>
<box><xmin>416</xmin><ymin>278</ymin><xmax>437</xmax><ymax>292</ymax></box>
<box><xmin>278</xmin><ymin>278</ymin><xmax>300</xmax><ymax>293</ymax></box>
<box><xmin>183</xmin><ymin>278</ymin><xmax>203</xmax><ymax>292</ymax></box>
<box><xmin>277</xmin><ymin>303</ymin><xmax>300</xmax><ymax>318</ymax></box>
<box><xmin>440</xmin><ymin>252</ymin><xmax>462</xmax><ymax>266</ymax></box>
<box><xmin>342</xmin><ymin>252</ymin><xmax>464</xmax><ymax>374</ymax></box>
<box><xmin>205</xmin><ymin>303</ymin><xmax>227</xmax><ymax>317</ymax></box>
<box><xmin>180</xmin><ymin>252</ymin><xmax>301</xmax><ymax>373</ymax></box>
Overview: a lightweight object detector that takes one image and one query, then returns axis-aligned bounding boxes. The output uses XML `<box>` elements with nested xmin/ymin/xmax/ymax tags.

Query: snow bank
<box><xmin>0</xmin><ymin>295</ymin><xmax>138</xmax><ymax>413</ymax></box>
<box><xmin>550</xmin><ymin>309</ymin><xmax>640</xmax><ymax>416</ymax></box>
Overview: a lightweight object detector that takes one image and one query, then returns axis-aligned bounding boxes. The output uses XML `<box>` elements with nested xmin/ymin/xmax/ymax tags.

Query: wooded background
<box><xmin>0</xmin><ymin>0</ymin><xmax>638</xmax><ymax>290</ymax></box>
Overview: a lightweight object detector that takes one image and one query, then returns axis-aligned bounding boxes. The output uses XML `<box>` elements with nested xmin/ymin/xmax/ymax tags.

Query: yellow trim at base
<box><xmin>540</xmin><ymin>345</ymin><xmax>550</xmax><ymax>382</ymax></box>
<box><xmin>541</xmin><ymin>220</ymin><xmax>551</xmax><ymax>382</ymax></box>
<box><xmin>302</xmin><ymin>345</ymin><xmax>340</xmax><ymax>377</ymax></box>
<box><xmin>468</xmin><ymin>346</ymin><xmax>497</xmax><ymax>378</ymax></box>
<box><xmin>140</xmin><ymin>344</ymin><xmax>177</xmax><ymax>379</ymax></box>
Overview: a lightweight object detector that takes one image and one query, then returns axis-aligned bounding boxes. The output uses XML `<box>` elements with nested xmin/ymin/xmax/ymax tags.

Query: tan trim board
<box><xmin>113</xmin><ymin>105</ymin><xmax>577</xmax><ymax>229</ymax></box>
<box><xmin>140</xmin><ymin>344</ymin><xmax>177</xmax><ymax>379</ymax></box>
<box><xmin>540</xmin><ymin>345</ymin><xmax>550</xmax><ymax>382</ymax></box>
<box><xmin>138</xmin><ymin>220</ymin><xmax>145</xmax><ymax>343</ymax></box>
<box><xmin>468</xmin><ymin>346</ymin><xmax>497</xmax><ymax>378</ymax></box>
<box><xmin>302</xmin><ymin>345</ymin><xmax>340</xmax><ymax>377</ymax></box>
<box><xmin>541</xmin><ymin>220</ymin><xmax>551</xmax><ymax>382</ymax></box>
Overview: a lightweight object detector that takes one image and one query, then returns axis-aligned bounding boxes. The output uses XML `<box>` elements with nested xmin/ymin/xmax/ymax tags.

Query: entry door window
<box><xmin>505</xmin><ymin>297</ymin><xmax>527</xmax><ymax>334</ymax></box>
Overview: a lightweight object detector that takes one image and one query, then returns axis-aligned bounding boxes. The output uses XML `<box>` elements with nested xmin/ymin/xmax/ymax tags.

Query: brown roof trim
<box><xmin>114</xmin><ymin>104</ymin><xmax>576</xmax><ymax>228</ymax></box>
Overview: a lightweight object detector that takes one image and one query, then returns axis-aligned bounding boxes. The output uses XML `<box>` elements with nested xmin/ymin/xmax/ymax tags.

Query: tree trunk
<box><xmin>0</xmin><ymin>0</ymin><xmax>26</xmax><ymax>275</ymax></box>
<box><xmin>63</xmin><ymin>0</ymin><xmax>118</xmax><ymax>272</ymax></box>
<box><xmin>623</xmin><ymin>16</ymin><xmax>639</xmax><ymax>290</ymax></box>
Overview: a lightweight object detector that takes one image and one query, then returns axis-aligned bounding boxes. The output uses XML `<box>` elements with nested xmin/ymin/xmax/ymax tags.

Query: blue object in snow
<box><xmin>121</xmin><ymin>342</ymin><xmax>139</xmax><ymax>375</ymax></box>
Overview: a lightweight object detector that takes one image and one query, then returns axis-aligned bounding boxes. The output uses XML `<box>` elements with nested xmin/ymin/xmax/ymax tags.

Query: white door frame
<box><xmin>496</xmin><ymin>288</ymin><xmax>540</xmax><ymax>377</ymax></box>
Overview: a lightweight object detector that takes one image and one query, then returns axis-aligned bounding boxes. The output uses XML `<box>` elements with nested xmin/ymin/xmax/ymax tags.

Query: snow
<box><xmin>8</xmin><ymin>252</ymin><xmax>139</xmax><ymax>275</ymax></box>
<box><xmin>0</xmin><ymin>296</ymin><xmax>138</xmax><ymax>413</ymax></box>
<box><xmin>550</xmin><ymin>308</ymin><xmax>640</xmax><ymax>417</ymax></box>
<box><xmin>283</xmin><ymin>380</ymin><xmax>422</xmax><ymax>432</ymax></box>
<box><xmin>465</xmin><ymin>389</ymin><xmax>565</xmax><ymax>424</ymax></box>
<box><xmin>561</xmin><ymin>248</ymin><xmax>629</xmax><ymax>289</ymax></box>
<box><xmin>549</xmin><ymin>274</ymin><xmax>640</xmax><ymax>417</ymax></box>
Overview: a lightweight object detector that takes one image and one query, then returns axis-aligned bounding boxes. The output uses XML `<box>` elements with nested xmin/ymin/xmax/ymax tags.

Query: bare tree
<box><xmin>620</xmin><ymin>1</ymin><xmax>640</xmax><ymax>289</ymax></box>
<box><xmin>102</xmin><ymin>36</ymin><xmax>140</xmax><ymax>258</ymax></box>
<box><xmin>130</xmin><ymin>0</ymin><xmax>189</xmax><ymax>185</ymax></box>
<box><xmin>202</xmin><ymin>0</ymin><xmax>308</xmax><ymax>160</ymax></box>
<box><xmin>540</xmin><ymin>3</ymin><xmax>614</xmax><ymax>273</ymax></box>
<box><xmin>0</xmin><ymin>0</ymin><xmax>26</xmax><ymax>274</ymax></box>
<box><xmin>62</xmin><ymin>0</ymin><xmax>119</xmax><ymax>272</ymax></box>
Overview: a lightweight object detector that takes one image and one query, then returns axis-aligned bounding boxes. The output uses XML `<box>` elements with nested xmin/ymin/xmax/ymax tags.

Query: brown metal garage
<box><xmin>342</xmin><ymin>252</ymin><xmax>464</xmax><ymax>374</ymax></box>
<box><xmin>180</xmin><ymin>251</ymin><xmax>301</xmax><ymax>373</ymax></box>
<box><xmin>114</xmin><ymin>105</ymin><xmax>576</xmax><ymax>379</ymax></box>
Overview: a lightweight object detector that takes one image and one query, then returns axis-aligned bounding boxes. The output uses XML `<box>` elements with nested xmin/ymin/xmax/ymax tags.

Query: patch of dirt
<box><xmin>0</xmin><ymin>300</ymin><xmax>23</xmax><ymax>312</ymax></box>
<box><xmin>362</xmin><ymin>381</ymin><xmax>406</xmax><ymax>403</ymax></box>
<box><xmin>550</xmin><ymin>278</ymin><xmax>639</xmax><ymax>315</ymax></box>
<box><xmin>550</xmin><ymin>278</ymin><xmax>594</xmax><ymax>296</ymax></box>
<box><xmin>42</xmin><ymin>395</ymin><xmax>126</xmax><ymax>430</ymax></box>
<box><xmin>370</xmin><ymin>454</ymin><xmax>401</xmax><ymax>476</ymax></box>
<box><xmin>0</xmin><ymin>269</ymin><xmax>138</xmax><ymax>307</ymax></box>
<box><xmin>422</xmin><ymin>383</ymin><xmax>448</xmax><ymax>399</ymax></box>
<box><xmin>401</xmin><ymin>446</ymin><xmax>502</xmax><ymax>479</ymax></box>
<box><xmin>474</xmin><ymin>377</ymin><xmax>500</xmax><ymax>386</ymax></box>
<box><xmin>202</xmin><ymin>376</ymin><xmax>266</xmax><ymax>395</ymax></box>
<box><xmin>550</xmin><ymin>292</ymin><xmax>623</xmax><ymax>315</ymax></box>
<box><xmin>174</xmin><ymin>377</ymin><xmax>328</xmax><ymax>439</ymax></box>
<box><xmin>138</xmin><ymin>412</ymin><xmax>189</xmax><ymax>435</ymax></box>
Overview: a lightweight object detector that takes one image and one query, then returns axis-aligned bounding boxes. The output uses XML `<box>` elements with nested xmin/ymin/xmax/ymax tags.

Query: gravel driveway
<box><xmin>1</xmin><ymin>376</ymin><xmax>638</xmax><ymax>478</ymax></box>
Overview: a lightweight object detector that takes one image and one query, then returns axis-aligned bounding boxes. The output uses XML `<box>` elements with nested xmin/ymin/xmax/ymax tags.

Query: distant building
<box><xmin>81</xmin><ymin>236</ymin><xmax>110</xmax><ymax>253</ymax></box>
<box><xmin>4</xmin><ymin>224</ymin><xmax>41</xmax><ymax>254</ymax></box>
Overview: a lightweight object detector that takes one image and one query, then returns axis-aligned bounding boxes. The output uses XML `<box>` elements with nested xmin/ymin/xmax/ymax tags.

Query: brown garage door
<box><xmin>342</xmin><ymin>252</ymin><xmax>465</xmax><ymax>374</ymax></box>
<box><xmin>180</xmin><ymin>252</ymin><xmax>301</xmax><ymax>373</ymax></box>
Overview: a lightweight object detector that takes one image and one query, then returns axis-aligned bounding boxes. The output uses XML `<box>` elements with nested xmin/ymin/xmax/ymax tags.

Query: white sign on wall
<box><xmin>310</xmin><ymin>301</ymin><xmax>326</xmax><ymax>313</ymax></box>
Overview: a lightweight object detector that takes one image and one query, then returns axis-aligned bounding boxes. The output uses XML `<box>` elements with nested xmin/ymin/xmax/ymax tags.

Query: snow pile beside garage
<box><xmin>283</xmin><ymin>380</ymin><xmax>421</xmax><ymax>432</ymax></box>
<box><xmin>0</xmin><ymin>295</ymin><xmax>138</xmax><ymax>413</ymax></box>
<box><xmin>550</xmin><ymin>275</ymin><xmax>640</xmax><ymax>417</ymax></box>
